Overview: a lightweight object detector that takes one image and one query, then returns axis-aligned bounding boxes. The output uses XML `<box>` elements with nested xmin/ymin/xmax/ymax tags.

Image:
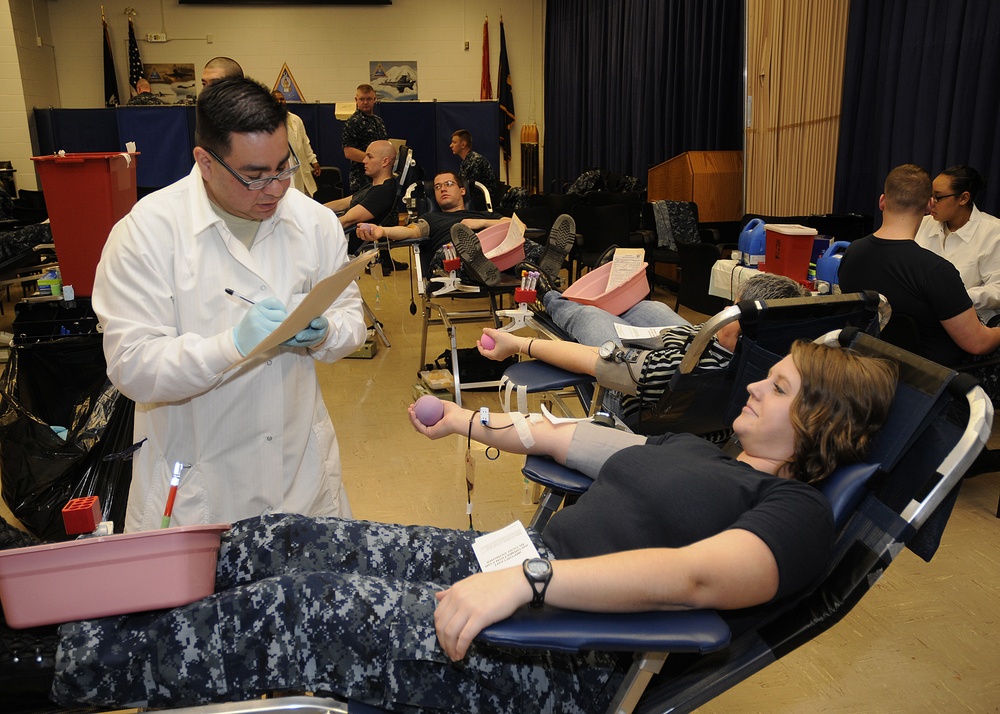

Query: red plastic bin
<box><xmin>31</xmin><ymin>152</ymin><xmax>138</xmax><ymax>297</ymax></box>
<box><xmin>760</xmin><ymin>223</ymin><xmax>818</xmax><ymax>285</ymax></box>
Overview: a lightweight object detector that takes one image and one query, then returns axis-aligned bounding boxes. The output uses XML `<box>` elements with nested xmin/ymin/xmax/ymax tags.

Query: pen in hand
<box><xmin>225</xmin><ymin>288</ymin><xmax>256</xmax><ymax>305</ymax></box>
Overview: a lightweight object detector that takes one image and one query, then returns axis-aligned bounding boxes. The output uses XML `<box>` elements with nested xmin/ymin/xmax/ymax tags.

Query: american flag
<box><xmin>127</xmin><ymin>18</ymin><xmax>144</xmax><ymax>91</ymax></box>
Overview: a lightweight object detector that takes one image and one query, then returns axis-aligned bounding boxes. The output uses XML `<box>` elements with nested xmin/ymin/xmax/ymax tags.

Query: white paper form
<box><xmin>605</xmin><ymin>248</ymin><xmax>645</xmax><ymax>291</ymax></box>
<box><xmin>231</xmin><ymin>248</ymin><xmax>377</xmax><ymax>367</ymax></box>
<box><xmin>473</xmin><ymin>521</ymin><xmax>540</xmax><ymax>572</ymax></box>
<box><xmin>484</xmin><ymin>214</ymin><xmax>526</xmax><ymax>259</ymax></box>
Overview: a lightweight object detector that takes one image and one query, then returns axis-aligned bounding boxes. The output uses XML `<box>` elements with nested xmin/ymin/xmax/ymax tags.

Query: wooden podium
<box><xmin>647</xmin><ymin>151</ymin><xmax>743</xmax><ymax>222</ymax></box>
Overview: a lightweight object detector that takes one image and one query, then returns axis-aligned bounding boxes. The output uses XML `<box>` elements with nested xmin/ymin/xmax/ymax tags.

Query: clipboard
<box><xmin>230</xmin><ymin>248</ymin><xmax>377</xmax><ymax>367</ymax></box>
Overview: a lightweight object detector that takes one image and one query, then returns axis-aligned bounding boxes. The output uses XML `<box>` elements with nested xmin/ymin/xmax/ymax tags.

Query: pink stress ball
<box><xmin>414</xmin><ymin>395</ymin><xmax>445</xmax><ymax>426</ymax></box>
<box><xmin>480</xmin><ymin>333</ymin><xmax>496</xmax><ymax>350</ymax></box>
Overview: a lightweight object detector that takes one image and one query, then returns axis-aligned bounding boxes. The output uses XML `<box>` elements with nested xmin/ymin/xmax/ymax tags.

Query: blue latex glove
<box><xmin>282</xmin><ymin>316</ymin><xmax>329</xmax><ymax>349</ymax></box>
<box><xmin>233</xmin><ymin>297</ymin><xmax>288</xmax><ymax>356</ymax></box>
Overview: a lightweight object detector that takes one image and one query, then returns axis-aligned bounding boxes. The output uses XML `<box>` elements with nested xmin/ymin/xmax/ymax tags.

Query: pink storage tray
<box><xmin>478</xmin><ymin>222</ymin><xmax>526</xmax><ymax>271</ymax></box>
<box><xmin>0</xmin><ymin>523</ymin><xmax>230</xmax><ymax>629</ymax></box>
<box><xmin>562</xmin><ymin>261</ymin><xmax>650</xmax><ymax>315</ymax></box>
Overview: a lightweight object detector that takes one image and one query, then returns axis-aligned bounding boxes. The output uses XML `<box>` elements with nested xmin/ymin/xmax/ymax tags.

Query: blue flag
<box><xmin>103</xmin><ymin>17</ymin><xmax>119</xmax><ymax>107</ymax></box>
<box><xmin>498</xmin><ymin>19</ymin><xmax>515</xmax><ymax>163</ymax></box>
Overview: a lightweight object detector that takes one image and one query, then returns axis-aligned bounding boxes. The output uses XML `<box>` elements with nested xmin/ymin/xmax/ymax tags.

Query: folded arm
<box><xmin>434</xmin><ymin>529</ymin><xmax>778</xmax><ymax>660</ymax></box>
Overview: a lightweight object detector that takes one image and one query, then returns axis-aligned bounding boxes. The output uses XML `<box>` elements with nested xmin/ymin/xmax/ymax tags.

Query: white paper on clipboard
<box><xmin>231</xmin><ymin>248</ymin><xmax>377</xmax><ymax>367</ymax></box>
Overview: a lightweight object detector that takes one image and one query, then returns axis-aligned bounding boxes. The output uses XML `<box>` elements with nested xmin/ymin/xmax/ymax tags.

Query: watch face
<box><xmin>599</xmin><ymin>340</ymin><xmax>617</xmax><ymax>360</ymax></box>
<box><xmin>525</xmin><ymin>558</ymin><xmax>551</xmax><ymax>577</ymax></box>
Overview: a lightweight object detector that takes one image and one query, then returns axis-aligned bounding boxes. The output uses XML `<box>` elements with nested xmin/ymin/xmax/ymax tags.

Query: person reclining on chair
<box><xmin>5</xmin><ymin>342</ymin><xmax>895</xmax><ymax>713</ymax></box>
<box><xmin>479</xmin><ymin>272</ymin><xmax>808</xmax><ymax>430</ymax></box>
<box><xmin>323</xmin><ymin>139</ymin><xmax>404</xmax><ymax>270</ymax></box>
<box><xmin>356</xmin><ymin>171</ymin><xmax>576</xmax><ymax>286</ymax></box>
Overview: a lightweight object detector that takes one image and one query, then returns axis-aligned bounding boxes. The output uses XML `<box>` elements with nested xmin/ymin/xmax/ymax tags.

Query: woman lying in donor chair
<box><xmin>477</xmin><ymin>272</ymin><xmax>808</xmax><ymax>431</ymax></box>
<box><xmin>10</xmin><ymin>342</ymin><xmax>894</xmax><ymax>714</ymax></box>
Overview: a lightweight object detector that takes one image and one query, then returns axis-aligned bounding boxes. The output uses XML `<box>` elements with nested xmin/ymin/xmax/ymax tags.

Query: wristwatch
<box><xmin>523</xmin><ymin>557</ymin><xmax>553</xmax><ymax>608</ymax></box>
<box><xmin>598</xmin><ymin>340</ymin><xmax>619</xmax><ymax>361</ymax></box>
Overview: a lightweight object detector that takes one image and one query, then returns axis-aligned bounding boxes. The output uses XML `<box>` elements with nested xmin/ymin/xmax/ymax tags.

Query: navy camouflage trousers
<box><xmin>51</xmin><ymin>514</ymin><xmax>625</xmax><ymax>712</ymax></box>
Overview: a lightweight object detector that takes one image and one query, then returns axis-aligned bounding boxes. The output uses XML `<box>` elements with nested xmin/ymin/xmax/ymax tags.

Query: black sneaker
<box><xmin>450</xmin><ymin>223</ymin><xmax>500</xmax><ymax>286</ymax></box>
<box><xmin>538</xmin><ymin>213</ymin><xmax>576</xmax><ymax>286</ymax></box>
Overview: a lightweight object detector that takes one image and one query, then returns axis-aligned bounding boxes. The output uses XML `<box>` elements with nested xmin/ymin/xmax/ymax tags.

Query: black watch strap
<box><xmin>523</xmin><ymin>558</ymin><xmax>553</xmax><ymax>608</ymax></box>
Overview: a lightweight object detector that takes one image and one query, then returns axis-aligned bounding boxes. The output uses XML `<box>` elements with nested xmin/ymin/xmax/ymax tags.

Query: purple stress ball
<box><xmin>414</xmin><ymin>394</ymin><xmax>445</xmax><ymax>426</ymax></box>
<box><xmin>480</xmin><ymin>333</ymin><xmax>496</xmax><ymax>350</ymax></box>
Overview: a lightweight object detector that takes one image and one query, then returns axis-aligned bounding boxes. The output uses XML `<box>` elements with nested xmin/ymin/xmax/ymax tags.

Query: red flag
<box><xmin>480</xmin><ymin>16</ymin><xmax>492</xmax><ymax>100</ymax></box>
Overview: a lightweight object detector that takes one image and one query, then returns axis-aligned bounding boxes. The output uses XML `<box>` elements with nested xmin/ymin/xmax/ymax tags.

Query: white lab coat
<box><xmin>916</xmin><ymin>205</ymin><xmax>1000</xmax><ymax>324</ymax></box>
<box><xmin>287</xmin><ymin>111</ymin><xmax>318</xmax><ymax>197</ymax></box>
<box><xmin>92</xmin><ymin>165</ymin><xmax>366</xmax><ymax>532</ymax></box>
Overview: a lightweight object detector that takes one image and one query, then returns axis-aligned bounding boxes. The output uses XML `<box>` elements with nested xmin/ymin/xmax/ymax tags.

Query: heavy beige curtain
<box><xmin>745</xmin><ymin>0</ymin><xmax>850</xmax><ymax>215</ymax></box>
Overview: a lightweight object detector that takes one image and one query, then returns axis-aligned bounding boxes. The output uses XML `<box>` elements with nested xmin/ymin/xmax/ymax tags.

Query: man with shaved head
<box><xmin>201</xmin><ymin>56</ymin><xmax>244</xmax><ymax>87</ymax></box>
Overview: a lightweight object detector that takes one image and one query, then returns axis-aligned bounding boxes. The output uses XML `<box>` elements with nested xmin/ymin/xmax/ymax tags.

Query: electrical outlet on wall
<box><xmin>146</xmin><ymin>33</ymin><xmax>168</xmax><ymax>42</ymax></box>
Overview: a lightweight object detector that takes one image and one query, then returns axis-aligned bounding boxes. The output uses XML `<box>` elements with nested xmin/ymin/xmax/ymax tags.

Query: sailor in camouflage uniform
<box><xmin>343</xmin><ymin>84</ymin><xmax>388</xmax><ymax>193</ymax></box>
<box><xmin>52</xmin><ymin>514</ymin><xmax>624</xmax><ymax>712</ymax></box>
<box><xmin>450</xmin><ymin>129</ymin><xmax>499</xmax><ymax>203</ymax></box>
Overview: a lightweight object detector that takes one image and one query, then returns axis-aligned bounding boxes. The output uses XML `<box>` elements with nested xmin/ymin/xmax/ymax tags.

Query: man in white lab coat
<box><xmin>93</xmin><ymin>77</ymin><xmax>366</xmax><ymax>532</ymax></box>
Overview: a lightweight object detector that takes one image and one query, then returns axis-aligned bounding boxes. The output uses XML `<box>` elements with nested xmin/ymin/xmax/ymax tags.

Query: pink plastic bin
<box><xmin>477</xmin><ymin>222</ymin><xmax>526</xmax><ymax>271</ymax></box>
<box><xmin>562</xmin><ymin>261</ymin><xmax>650</xmax><ymax>316</ymax></box>
<box><xmin>0</xmin><ymin>523</ymin><xmax>230</xmax><ymax>629</ymax></box>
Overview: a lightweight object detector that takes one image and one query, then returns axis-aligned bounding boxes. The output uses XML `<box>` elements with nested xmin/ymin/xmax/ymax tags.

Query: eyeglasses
<box><xmin>931</xmin><ymin>193</ymin><xmax>960</xmax><ymax>203</ymax></box>
<box><xmin>206</xmin><ymin>144</ymin><xmax>300</xmax><ymax>190</ymax></box>
<box><xmin>433</xmin><ymin>180</ymin><xmax>458</xmax><ymax>190</ymax></box>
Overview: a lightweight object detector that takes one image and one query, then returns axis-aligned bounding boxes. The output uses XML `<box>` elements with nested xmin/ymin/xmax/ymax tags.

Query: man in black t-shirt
<box><xmin>839</xmin><ymin>164</ymin><xmax>1000</xmax><ymax>366</ymax></box>
<box><xmin>324</xmin><ymin>140</ymin><xmax>402</xmax><ymax>265</ymax></box>
<box><xmin>357</xmin><ymin>171</ymin><xmax>509</xmax><ymax>276</ymax></box>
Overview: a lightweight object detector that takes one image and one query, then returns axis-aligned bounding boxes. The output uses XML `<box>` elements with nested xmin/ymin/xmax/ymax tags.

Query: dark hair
<box><xmin>884</xmin><ymin>164</ymin><xmax>932</xmax><ymax>215</ymax></box>
<box><xmin>786</xmin><ymin>341</ymin><xmax>896</xmax><ymax>484</ymax></box>
<box><xmin>203</xmin><ymin>56</ymin><xmax>244</xmax><ymax>80</ymax></box>
<box><xmin>452</xmin><ymin>129</ymin><xmax>473</xmax><ymax>147</ymax></box>
<box><xmin>941</xmin><ymin>165</ymin><xmax>986</xmax><ymax>202</ymax></box>
<box><xmin>435</xmin><ymin>171</ymin><xmax>464</xmax><ymax>189</ymax></box>
<box><xmin>356</xmin><ymin>84</ymin><xmax>376</xmax><ymax>95</ymax></box>
<box><xmin>195</xmin><ymin>78</ymin><xmax>287</xmax><ymax>155</ymax></box>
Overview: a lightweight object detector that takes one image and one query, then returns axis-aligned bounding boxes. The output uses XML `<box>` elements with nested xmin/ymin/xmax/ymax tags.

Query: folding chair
<box><xmin>480</xmin><ymin>327</ymin><xmax>992</xmax><ymax>713</ymax></box>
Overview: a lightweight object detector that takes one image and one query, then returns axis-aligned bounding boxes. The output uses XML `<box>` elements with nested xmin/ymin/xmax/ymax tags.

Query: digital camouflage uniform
<box><xmin>342</xmin><ymin>110</ymin><xmax>388</xmax><ymax>193</ymax></box>
<box><xmin>125</xmin><ymin>93</ymin><xmax>166</xmax><ymax>106</ymax></box>
<box><xmin>52</xmin><ymin>514</ymin><xmax>625</xmax><ymax>712</ymax></box>
<box><xmin>460</xmin><ymin>150</ymin><xmax>499</xmax><ymax>201</ymax></box>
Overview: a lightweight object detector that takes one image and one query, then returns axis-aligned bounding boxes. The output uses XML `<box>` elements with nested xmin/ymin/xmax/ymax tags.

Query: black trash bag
<box><xmin>0</xmin><ymin>336</ymin><xmax>136</xmax><ymax>541</ymax></box>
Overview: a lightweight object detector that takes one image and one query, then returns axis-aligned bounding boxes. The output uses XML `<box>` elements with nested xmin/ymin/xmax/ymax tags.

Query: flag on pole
<box><xmin>480</xmin><ymin>16</ymin><xmax>492</xmax><ymax>100</ymax></box>
<box><xmin>497</xmin><ymin>18</ymin><xmax>515</xmax><ymax>163</ymax></box>
<box><xmin>128</xmin><ymin>17</ymin><xmax>144</xmax><ymax>93</ymax></box>
<box><xmin>103</xmin><ymin>11</ymin><xmax>120</xmax><ymax>107</ymax></box>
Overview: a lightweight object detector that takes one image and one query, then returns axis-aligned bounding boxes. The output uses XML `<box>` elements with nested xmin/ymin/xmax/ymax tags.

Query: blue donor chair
<box><xmin>478</xmin><ymin>327</ymin><xmax>992</xmax><ymax>713</ymax></box>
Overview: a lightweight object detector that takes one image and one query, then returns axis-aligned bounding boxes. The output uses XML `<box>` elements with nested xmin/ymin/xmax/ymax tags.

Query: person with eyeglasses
<box><xmin>357</xmin><ymin>171</ymin><xmax>510</xmax><ymax>278</ymax></box>
<box><xmin>92</xmin><ymin>77</ymin><xmax>367</xmax><ymax>532</ymax></box>
<box><xmin>839</xmin><ymin>164</ymin><xmax>1000</xmax><ymax>371</ymax></box>
<box><xmin>915</xmin><ymin>165</ymin><xmax>1000</xmax><ymax>327</ymax></box>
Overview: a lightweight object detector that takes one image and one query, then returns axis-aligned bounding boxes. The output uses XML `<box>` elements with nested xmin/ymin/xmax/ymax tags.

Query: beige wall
<box><xmin>31</xmin><ymin>0</ymin><xmax>545</xmax><ymax>188</ymax></box>
<box><xmin>1</xmin><ymin>0</ymin><xmax>58</xmax><ymax>192</ymax></box>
